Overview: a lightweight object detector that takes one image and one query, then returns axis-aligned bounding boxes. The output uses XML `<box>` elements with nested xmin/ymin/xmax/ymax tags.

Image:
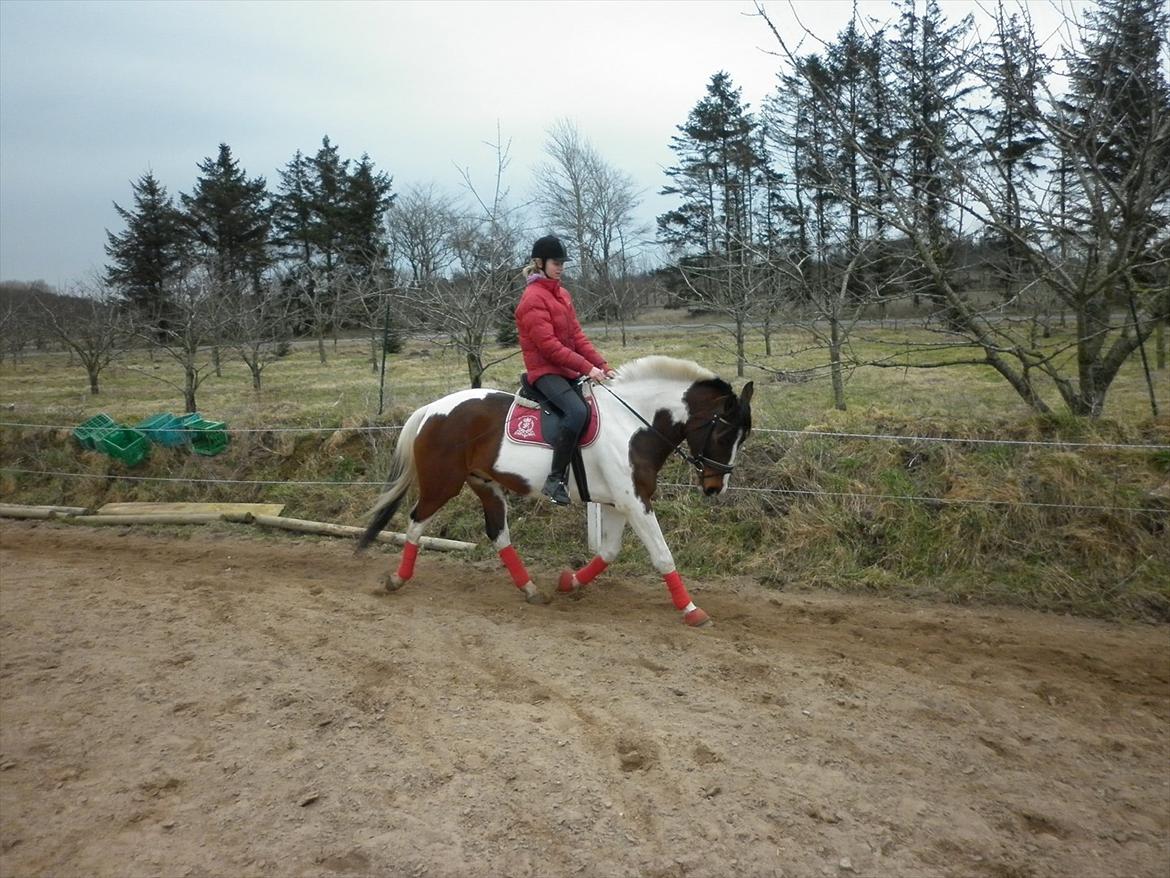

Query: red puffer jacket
<box><xmin>515</xmin><ymin>275</ymin><xmax>608</xmax><ymax>381</ymax></box>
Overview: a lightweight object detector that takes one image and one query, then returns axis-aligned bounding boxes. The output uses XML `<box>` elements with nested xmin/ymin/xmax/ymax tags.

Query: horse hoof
<box><xmin>684</xmin><ymin>608</ymin><xmax>713</xmax><ymax>628</ymax></box>
<box><xmin>523</xmin><ymin>583</ymin><xmax>552</xmax><ymax>604</ymax></box>
<box><xmin>557</xmin><ymin>570</ymin><xmax>579</xmax><ymax>594</ymax></box>
<box><xmin>383</xmin><ymin>573</ymin><xmax>405</xmax><ymax>593</ymax></box>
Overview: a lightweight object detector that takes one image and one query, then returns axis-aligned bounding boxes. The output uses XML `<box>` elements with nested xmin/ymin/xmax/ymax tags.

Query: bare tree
<box><xmin>230</xmin><ymin>279</ymin><xmax>293</xmax><ymax>391</ymax></box>
<box><xmin>534</xmin><ymin>119</ymin><xmax>648</xmax><ymax>330</ymax></box>
<box><xmin>401</xmin><ymin>129</ymin><xmax>524</xmax><ymax>388</ymax></box>
<box><xmin>130</xmin><ymin>266</ymin><xmax>231</xmax><ymax>412</ymax></box>
<box><xmin>34</xmin><ymin>280</ymin><xmax>129</xmax><ymax>395</ymax></box>
<box><xmin>387</xmin><ymin>183</ymin><xmax>459</xmax><ymax>286</ymax></box>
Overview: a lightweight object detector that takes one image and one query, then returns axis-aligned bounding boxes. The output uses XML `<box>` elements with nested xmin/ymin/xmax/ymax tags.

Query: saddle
<box><xmin>506</xmin><ymin>375</ymin><xmax>599</xmax><ymax>502</ymax></box>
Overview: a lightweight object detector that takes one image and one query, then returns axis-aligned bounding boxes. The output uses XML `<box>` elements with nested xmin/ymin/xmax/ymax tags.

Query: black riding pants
<box><xmin>533</xmin><ymin>374</ymin><xmax>588</xmax><ymax>476</ymax></box>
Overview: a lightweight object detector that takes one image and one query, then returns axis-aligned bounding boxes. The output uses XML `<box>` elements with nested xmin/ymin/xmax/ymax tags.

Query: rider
<box><xmin>515</xmin><ymin>235</ymin><xmax>616</xmax><ymax>505</ymax></box>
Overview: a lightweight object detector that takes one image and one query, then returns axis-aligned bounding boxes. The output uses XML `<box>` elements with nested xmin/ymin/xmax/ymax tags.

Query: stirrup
<box><xmin>542</xmin><ymin>476</ymin><xmax>571</xmax><ymax>506</ymax></box>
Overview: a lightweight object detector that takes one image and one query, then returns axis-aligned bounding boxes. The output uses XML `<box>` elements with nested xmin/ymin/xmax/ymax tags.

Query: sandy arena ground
<box><xmin>1</xmin><ymin>520</ymin><xmax>1167</xmax><ymax>878</ymax></box>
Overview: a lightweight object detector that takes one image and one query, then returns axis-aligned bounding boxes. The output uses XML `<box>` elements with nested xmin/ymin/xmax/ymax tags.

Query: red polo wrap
<box><xmin>575</xmin><ymin>556</ymin><xmax>609</xmax><ymax>585</ymax></box>
<box><xmin>663</xmin><ymin>570</ymin><xmax>692</xmax><ymax>610</ymax></box>
<box><xmin>499</xmin><ymin>545</ymin><xmax>530</xmax><ymax>587</ymax></box>
<box><xmin>397</xmin><ymin>542</ymin><xmax>419</xmax><ymax>581</ymax></box>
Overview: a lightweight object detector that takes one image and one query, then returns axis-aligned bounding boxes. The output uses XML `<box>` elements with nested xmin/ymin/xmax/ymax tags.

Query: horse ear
<box><xmin>739</xmin><ymin>381</ymin><xmax>754</xmax><ymax>408</ymax></box>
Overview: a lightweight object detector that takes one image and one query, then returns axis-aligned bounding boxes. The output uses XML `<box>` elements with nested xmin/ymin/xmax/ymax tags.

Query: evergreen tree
<box><xmin>180</xmin><ymin>143</ymin><xmax>272</xmax><ymax>293</ymax></box>
<box><xmin>891</xmin><ymin>0</ymin><xmax>974</xmax><ymax>307</ymax></box>
<box><xmin>659</xmin><ymin>72</ymin><xmax>771</xmax><ymax>375</ymax></box>
<box><xmin>978</xmin><ymin>4</ymin><xmax>1046</xmax><ymax>303</ymax></box>
<box><xmin>272</xmin><ymin>149</ymin><xmax>315</xmax><ymax>271</ymax></box>
<box><xmin>104</xmin><ymin>171</ymin><xmax>188</xmax><ymax>317</ymax></box>
<box><xmin>308</xmin><ymin>136</ymin><xmax>349</xmax><ymax>279</ymax></box>
<box><xmin>341</xmin><ymin>153</ymin><xmax>395</xmax><ymax>273</ymax></box>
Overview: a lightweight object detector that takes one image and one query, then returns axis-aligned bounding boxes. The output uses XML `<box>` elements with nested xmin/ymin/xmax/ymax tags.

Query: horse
<box><xmin>357</xmin><ymin>355</ymin><xmax>754</xmax><ymax>627</ymax></box>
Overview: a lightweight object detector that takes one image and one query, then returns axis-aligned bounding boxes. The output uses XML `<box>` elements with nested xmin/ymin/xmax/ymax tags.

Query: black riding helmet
<box><xmin>531</xmin><ymin>235</ymin><xmax>569</xmax><ymax>262</ymax></box>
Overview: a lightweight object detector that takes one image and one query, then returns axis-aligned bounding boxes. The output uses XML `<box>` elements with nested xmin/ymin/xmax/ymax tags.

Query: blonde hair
<box><xmin>521</xmin><ymin>258</ymin><xmax>543</xmax><ymax>279</ymax></box>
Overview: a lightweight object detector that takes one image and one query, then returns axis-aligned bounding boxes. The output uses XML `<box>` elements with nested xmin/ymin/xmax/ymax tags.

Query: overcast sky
<box><xmin>0</xmin><ymin>0</ymin><xmax>1087</xmax><ymax>286</ymax></box>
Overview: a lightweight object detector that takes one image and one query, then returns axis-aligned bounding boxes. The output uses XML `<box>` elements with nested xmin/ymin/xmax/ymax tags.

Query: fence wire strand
<box><xmin>1</xmin><ymin>420</ymin><xmax>1166</xmax><ymax>450</ymax></box>
<box><xmin>2</xmin><ymin>466</ymin><xmax>1164</xmax><ymax>515</ymax></box>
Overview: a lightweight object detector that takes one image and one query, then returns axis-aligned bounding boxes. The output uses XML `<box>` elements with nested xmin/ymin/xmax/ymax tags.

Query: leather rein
<box><xmin>591</xmin><ymin>379</ymin><xmax>738</xmax><ymax>476</ymax></box>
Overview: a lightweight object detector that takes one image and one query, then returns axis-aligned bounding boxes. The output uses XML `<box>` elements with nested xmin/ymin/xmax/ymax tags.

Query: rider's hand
<box><xmin>587</xmin><ymin>367</ymin><xmax>607</xmax><ymax>382</ymax></box>
<box><xmin>604</xmin><ymin>368</ymin><xmax>618</xmax><ymax>379</ymax></box>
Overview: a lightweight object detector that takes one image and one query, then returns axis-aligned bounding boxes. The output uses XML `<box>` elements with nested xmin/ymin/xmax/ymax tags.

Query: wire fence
<box><xmin>2</xmin><ymin>419</ymin><xmax>1167</xmax><ymax>451</ymax></box>
<box><xmin>2</xmin><ymin>413</ymin><xmax>1166</xmax><ymax>515</ymax></box>
<box><xmin>1</xmin><ymin>465</ymin><xmax>1165</xmax><ymax>515</ymax></box>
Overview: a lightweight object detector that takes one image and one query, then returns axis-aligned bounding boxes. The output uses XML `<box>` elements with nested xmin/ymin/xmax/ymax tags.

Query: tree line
<box><xmin>4</xmin><ymin>0</ymin><xmax>1166</xmax><ymax>419</ymax></box>
<box><xmin>658</xmin><ymin>0</ymin><xmax>1168</xmax><ymax>416</ymax></box>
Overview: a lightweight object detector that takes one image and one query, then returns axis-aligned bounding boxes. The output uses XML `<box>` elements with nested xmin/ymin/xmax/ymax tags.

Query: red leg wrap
<box><xmin>664</xmin><ymin>570</ymin><xmax>692</xmax><ymax>611</ymax></box>
<box><xmin>397</xmin><ymin>541</ymin><xmax>419</xmax><ymax>581</ymax></box>
<box><xmin>499</xmin><ymin>545</ymin><xmax>531</xmax><ymax>588</ymax></box>
<box><xmin>575</xmin><ymin>556</ymin><xmax>609</xmax><ymax>585</ymax></box>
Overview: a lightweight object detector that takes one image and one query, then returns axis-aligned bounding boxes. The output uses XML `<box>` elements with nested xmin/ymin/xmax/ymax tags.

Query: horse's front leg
<box><xmin>625</xmin><ymin>505</ymin><xmax>712</xmax><ymax>628</ymax></box>
<box><xmin>558</xmin><ymin>504</ymin><xmax>627</xmax><ymax>597</ymax></box>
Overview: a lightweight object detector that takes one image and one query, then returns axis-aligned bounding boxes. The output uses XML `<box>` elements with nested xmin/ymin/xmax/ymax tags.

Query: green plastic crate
<box><xmin>174</xmin><ymin>412</ymin><xmax>203</xmax><ymax>445</ymax></box>
<box><xmin>136</xmin><ymin>412</ymin><xmax>186</xmax><ymax>447</ymax></box>
<box><xmin>185</xmin><ymin>418</ymin><xmax>230</xmax><ymax>457</ymax></box>
<box><xmin>98</xmin><ymin>427</ymin><xmax>151</xmax><ymax>466</ymax></box>
<box><xmin>73</xmin><ymin>413</ymin><xmax>118</xmax><ymax>450</ymax></box>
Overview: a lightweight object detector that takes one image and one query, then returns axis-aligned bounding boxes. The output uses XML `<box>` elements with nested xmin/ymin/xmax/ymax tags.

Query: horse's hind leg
<box><xmin>468</xmin><ymin>477</ymin><xmax>550</xmax><ymax>605</ymax></box>
<box><xmin>384</xmin><ymin>462</ymin><xmax>464</xmax><ymax>593</ymax></box>
<box><xmin>558</xmin><ymin>505</ymin><xmax>627</xmax><ymax>597</ymax></box>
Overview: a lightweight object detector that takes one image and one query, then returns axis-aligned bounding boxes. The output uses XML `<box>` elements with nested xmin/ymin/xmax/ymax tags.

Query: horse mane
<box><xmin>611</xmin><ymin>356</ymin><xmax>716</xmax><ymax>387</ymax></box>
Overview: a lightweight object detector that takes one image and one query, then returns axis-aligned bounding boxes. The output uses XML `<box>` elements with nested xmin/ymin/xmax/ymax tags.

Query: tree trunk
<box><xmin>317</xmin><ymin>331</ymin><xmax>327</xmax><ymax>364</ymax></box>
<box><xmin>829</xmin><ymin>315</ymin><xmax>846</xmax><ymax>411</ymax></box>
<box><xmin>467</xmin><ymin>352</ymin><xmax>483</xmax><ymax>389</ymax></box>
<box><xmin>184</xmin><ymin>366</ymin><xmax>198</xmax><ymax>413</ymax></box>
<box><xmin>251</xmin><ymin>364</ymin><xmax>262</xmax><ymax>391</ymax></box>
<box><xmin>212</xmin><ymin>345</ymin><xmax>222</xmax><ymax>377</ymax></box>
<box><xmin>735</xmin><ymin>315</ymin><xmax>745</xmax><ymax>378</ymax></box>
<box><xmin>88</xmin><ymin>366</ymin><xmax>100</xmax><ymax>395</ymax></box>
<box><xmin>764</xmin><ymin>313</ymin><xmax>772</xmax><ymax>357</ymax></box>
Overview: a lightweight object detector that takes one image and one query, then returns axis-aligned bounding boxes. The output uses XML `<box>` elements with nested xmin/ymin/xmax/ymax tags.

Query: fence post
<box><xmin>587</xmin><ymin>502</ymin><xmax>603</xmax><ymax>555</ymax></box>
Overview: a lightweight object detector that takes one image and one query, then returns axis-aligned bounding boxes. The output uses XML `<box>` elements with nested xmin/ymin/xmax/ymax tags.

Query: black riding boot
<box><xmin>542</xmin><ymin>426</ymin><xmax>575</xmax><ymax>506</ymax></box>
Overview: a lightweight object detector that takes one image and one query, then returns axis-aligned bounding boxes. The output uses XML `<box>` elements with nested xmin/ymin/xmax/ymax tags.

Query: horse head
<box><xmin>683</xmin><ymin>378</ymin><xmax>754</xmax><ymax>496</ymax></box>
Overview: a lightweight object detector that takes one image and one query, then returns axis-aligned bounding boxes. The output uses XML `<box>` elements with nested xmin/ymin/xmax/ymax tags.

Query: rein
<box><xmin>592</xmin><ymin>380</ymin><xmax>736</xmax><ymax>476</ymax></box>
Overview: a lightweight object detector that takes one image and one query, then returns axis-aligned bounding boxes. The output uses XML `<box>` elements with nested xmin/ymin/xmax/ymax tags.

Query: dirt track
<box><xmin>1</xmin><ymin>520</ymin><xmax>1167</xmax><ymax>878</ymax></box>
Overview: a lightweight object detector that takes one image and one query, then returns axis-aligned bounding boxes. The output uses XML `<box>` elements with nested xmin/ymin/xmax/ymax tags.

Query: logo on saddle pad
<box><xmin>505</xmin><ymin>396</ymin><xmax>600</xmax><ymax>448</ymax></box>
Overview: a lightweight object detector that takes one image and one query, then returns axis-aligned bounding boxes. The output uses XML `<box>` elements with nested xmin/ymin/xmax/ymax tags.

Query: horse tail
<box><xmin>357</xmin><ymin>405</ymin><xmax>427</xmax><ymax>551</ymax></box>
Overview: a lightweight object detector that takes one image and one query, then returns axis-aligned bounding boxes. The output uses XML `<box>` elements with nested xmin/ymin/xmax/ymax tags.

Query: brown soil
<box><xmin>1</xmin><ymin>520</ymin><xmax>1167</xmax><ymax>878</ymax></box>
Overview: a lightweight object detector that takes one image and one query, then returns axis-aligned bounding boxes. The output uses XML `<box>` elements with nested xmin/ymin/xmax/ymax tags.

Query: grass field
<box><xmin>2</xmin><ymin>315</ymin><xmax>1168</xmax><ymax>620</ymax></box>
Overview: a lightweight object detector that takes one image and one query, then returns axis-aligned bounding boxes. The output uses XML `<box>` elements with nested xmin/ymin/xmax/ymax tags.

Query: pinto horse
<box><xmin>358</xmin><ymin>356</ymin><xmax>753</xmax><ymax>627</ymax></box>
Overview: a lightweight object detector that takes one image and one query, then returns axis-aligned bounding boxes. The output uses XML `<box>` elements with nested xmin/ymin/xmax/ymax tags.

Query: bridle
<box><xmin>592</xmin><ymin>380</ymin><xmax>739</xmax><ymax>477</ymax></box>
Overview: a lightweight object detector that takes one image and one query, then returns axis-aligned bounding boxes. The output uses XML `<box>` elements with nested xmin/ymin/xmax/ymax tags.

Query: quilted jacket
<box><xmin>515</xmin><ymin>275</ymin><xmax>608</xmax><ymax>381</ymax></box>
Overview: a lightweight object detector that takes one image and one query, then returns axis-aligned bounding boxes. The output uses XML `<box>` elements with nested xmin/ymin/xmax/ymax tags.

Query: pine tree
<box><xmin>891</xmin><ymin>0</ymin><xmax>974</xmax><ymax>307</ymax></box>
<box><xmin>341</xmin><ymin>153</ymin><xmax>395</xmax><ymax>273</ymax></box>
<box><xmin>272</xmin><ymin>150</ymin><xmax>315</xmax><ymax>271</ymax></box>
<box><xmin>104</xmin><ymin>171</ymin><xmax>188</xmax><ymax>318</ymax></box>
<box><xmin>659</xmin><ymin>72</ymin><xmax>771</xmax><ymax>375</ymax></box>
<box><xmin>308</xmin><ymin>136</ymin><xmax>349</xmax><ymax>280</ymax></box>
<box><xmin>180</xmin><ymin>143</ymin><xmax>271</xmax><ymax>293</ymax></box>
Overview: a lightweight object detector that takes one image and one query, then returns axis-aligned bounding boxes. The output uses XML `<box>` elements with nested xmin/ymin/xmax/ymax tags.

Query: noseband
<box><xmin>594</xmin><ymin>382</ymin><xmax>738</xmax><ymax>478</ymax></box>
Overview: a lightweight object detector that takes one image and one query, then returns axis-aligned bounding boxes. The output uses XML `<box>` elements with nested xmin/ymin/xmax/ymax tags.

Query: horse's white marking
<box><xmin>420</xmin><ymin>388</ymin><xmax>497</xmax><ymax>424</ymax></box>
<box><xmin>720</xmin><ymin>429</ymin><xmax>744</xmax><ymax>494</ymax></box>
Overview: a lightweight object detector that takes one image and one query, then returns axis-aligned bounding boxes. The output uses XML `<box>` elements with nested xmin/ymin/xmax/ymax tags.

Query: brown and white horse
<box><xmin>358</xmin><ymin>356</ymin><xmax>754</xmax><ymax>627</ymax></box>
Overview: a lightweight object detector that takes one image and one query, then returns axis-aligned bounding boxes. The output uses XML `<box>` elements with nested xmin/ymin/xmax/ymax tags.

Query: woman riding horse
<box><xmin>516</xmin><ymin>235</ymin><xmax>616</xmax><ymax>505</ymax></box>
